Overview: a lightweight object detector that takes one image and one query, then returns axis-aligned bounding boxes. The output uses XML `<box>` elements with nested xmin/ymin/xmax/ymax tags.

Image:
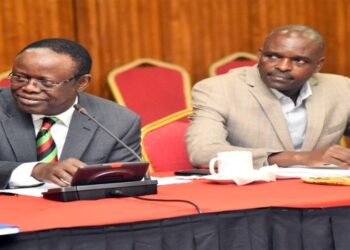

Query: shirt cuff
<box><xmin>9</xmin><ymin>162</ymin><xmax>43</xmax><ymax>188</ymax></box>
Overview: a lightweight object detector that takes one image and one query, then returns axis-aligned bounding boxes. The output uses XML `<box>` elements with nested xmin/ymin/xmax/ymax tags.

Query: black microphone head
<box><xmin>73</xmin><ymin>104</ymin><xmax>87</xmax><ymax>114</ymax></box>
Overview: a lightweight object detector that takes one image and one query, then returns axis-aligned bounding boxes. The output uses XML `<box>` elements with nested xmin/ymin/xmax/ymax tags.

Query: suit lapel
<box><xmin>60</xmin><ymin>94</ymin><xmax>98</xmax><ymax>159</ymax></box>
<box><xmin>1</xmin><ymin>98</ymin><xmax>37</xmax><ymax>162</ymax></box>
<box><xmin>302</xmin><ymin>77</ymin><xmax>325</xmax><ymax>149</ymax></box>
<box><xmin>246</xmin><ymin>67</ymin><xmax>294</xmax><ymax>150</ymax></box>
<box><xmin>0</xmin><ymin>90</ymin><xmax>100</xmax><ymax>161</ymax></box>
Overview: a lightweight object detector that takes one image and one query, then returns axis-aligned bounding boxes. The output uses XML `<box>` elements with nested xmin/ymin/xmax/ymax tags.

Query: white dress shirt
<box><xmin>8</xmin><ymin>98</ymin><xmax>77</xmax><ymax>188</ymax></box>
<box><xmin>271</xmin><ymin>83</ymin><xmax>312</xmax><ymax>150</ymax></box>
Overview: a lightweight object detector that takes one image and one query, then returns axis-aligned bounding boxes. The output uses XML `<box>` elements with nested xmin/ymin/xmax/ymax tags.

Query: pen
<box><xmin>8</xmin><ymin>183</ymin><xmax>45</xmax><ymax>189</ymax></box>
<box><xmin>0</xmin><ymin>192</ymin><xmax>18</xmax><ymax>196</ymax></box>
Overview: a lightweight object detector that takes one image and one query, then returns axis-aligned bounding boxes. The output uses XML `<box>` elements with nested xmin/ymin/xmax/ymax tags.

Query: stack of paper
<box><xmin>261</xmin><ymin>165</ymin><xmax>350</xmax><ymax>179</ymax></box>
<box><xmin>0</xmin><ymin>224</ymin><xmax>20</xmax><ymax>235</ymax></box>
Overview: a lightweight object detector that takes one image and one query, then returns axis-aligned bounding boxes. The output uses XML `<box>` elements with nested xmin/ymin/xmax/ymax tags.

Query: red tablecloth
<box><xmin>1</xmin><ymin>178</ymin><xmax>350</xmax><ymax>232</ymax></box>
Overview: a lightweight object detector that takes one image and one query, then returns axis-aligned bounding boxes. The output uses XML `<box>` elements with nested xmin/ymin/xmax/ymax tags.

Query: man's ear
<box><xmin>315</xmin><ymin>57</ymin><xmax>325</xmax><ymax>73</ymax></box>
<box><xmin>76</xmin><ymin>74</ymin><xmax>91</xmax><ymax>92</ymax></box>
<box><xmin>257</xmin><ymin>49</ymin><xmax>263</xmax><ymax>61</ymax></box>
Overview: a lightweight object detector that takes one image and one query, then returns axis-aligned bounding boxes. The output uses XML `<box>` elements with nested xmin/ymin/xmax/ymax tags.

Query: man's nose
<box><xmin>275</xmin><ymin>58</ymin><xmax>292</xmax><ymax>72</ymax></box>
<box><xmin>22</xmin><ymin>78</ymin><xmax>41</xmax><ymax>91</ymax></box>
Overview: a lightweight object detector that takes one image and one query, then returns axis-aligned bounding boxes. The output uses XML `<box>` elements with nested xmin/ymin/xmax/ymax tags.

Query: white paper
<box><xmin>0</xmin><ymin>183</ymin><xmax>59</xmax><ymax>197</ymax></box>
<box><xmin>151</xmin><ymin>176</ymin><xmax>193</xmax><ymax>185</ymax></box>
<box><xmin>0</xmin><ymin>224</ymin><xmax>20</xmax><ymax>235</ymax></box>
<box><xmin>231</xmin><ymin>168</ymin><xmax>276</xmax><ymax>185</ymax></box>
<box><xmin>201</xmin><ymin>168</ymin><xmax>276</xmax><ymax>185</ymax></box>
<box><xmin>0</xmin><ymin>177</ymin><xmax>194</xmax><ymax>197</ymax></box>
<box><xmin>261</xmin><ymin>165</ymin><xmax>350</xmax><ymax>179</ymax></box>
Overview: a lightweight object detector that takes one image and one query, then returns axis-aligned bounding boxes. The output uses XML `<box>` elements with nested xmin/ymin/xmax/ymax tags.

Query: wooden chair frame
<box><xmin>0</xmin><ymin>69</ymin><xmax>11</xmax><ymax>87</ymax></box>
<box><xmin>108</xmin><ymin>58</ymin><xmax>192</xmax><ymax>109</ymax></box>
<box><xmin>141</xmin><ymin>108</ymin><xmax>192</xmax><ymax>172</ymax></box>
<box><xmin>209</xmin><ymin>52</ymin><xmax>257</xmax><ymax>76</ymax></box>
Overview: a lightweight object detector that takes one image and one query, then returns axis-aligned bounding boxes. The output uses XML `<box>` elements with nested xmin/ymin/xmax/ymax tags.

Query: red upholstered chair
<box><xmin>209</xmin><ymin>52</ymin><xmax>257</xmax><ymax>76</ymax></box>
<box><xmin>141</xmin><ymin>108</ymin><xmax>193</xmax><ymax>172</ymax></box>
<box><xmin>0</xmin><ymin>70</ymin><xmax>11</xmax><ymax>87</ymax></box>
<box><xmin>108</xmin><ymin>58</ymin><xmax>191</xmax><ymax>127</ymax></box>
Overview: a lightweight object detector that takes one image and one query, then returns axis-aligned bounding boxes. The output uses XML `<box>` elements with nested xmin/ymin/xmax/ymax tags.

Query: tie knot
<box><xmin>41</xmin><ymin>117</ymin><xmax>58</xmax><ymax>130</ymax></box>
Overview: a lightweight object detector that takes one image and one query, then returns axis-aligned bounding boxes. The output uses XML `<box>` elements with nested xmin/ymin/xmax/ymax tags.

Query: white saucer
<box><xmin>201</xmin><ymin>174</ymin><xmax>234</xmax><ymax>184</ymax></box>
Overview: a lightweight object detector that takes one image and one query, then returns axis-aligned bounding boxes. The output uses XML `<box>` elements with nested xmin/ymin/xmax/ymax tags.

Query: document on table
<box><xmin>261</xmin><ymin>165</ymin><xmax>350</xmax><ymax>179</ymax></box>
<box><xmin>0</xmin><ymin>177</ymin><xmax>193</xmax><ymax>197</ymax></box>
<box><xmin>0</xmin><ymin>183</ymin><xmax>59</xmax><ymax>197</ymax></box>
<box><xmin>0</xmin><ymin>224</ymin><xmax>20</xmax><ymax>235</ymax></box>
<box><xmin>151</xmin><ymin>176</ymin><xmax>194</xmax><ymax>185</ymax></box>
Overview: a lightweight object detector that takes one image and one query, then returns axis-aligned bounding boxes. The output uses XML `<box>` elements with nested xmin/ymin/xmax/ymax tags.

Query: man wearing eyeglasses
<box><xmin>0</xmin><ymin>38</ymin><xmax>141</xmax><ymax>189</ymax></box>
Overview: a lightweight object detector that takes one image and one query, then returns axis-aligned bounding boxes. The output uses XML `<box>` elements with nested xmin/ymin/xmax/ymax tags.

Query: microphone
<box><xmin>73</xmin><ymin>104</ymin><xmax>151</xmax><ymax>180</ymax></box>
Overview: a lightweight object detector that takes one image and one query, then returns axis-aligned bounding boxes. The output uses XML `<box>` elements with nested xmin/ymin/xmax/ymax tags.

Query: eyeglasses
<box><xmin>8</xmin><ymin>72</ymin><xmax>80</xmax><ymax>90</ymax></box>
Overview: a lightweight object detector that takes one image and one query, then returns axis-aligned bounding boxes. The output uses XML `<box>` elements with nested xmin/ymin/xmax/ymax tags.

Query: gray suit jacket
<box><xmin>186</xmin><ymin>66</ymin><xmax>350</xmax><ymax>167</ymax></box>
<box><xmin>0</xmin><ymin>88</ymin><xmax>141</xmax><ymax>188</ymax></box>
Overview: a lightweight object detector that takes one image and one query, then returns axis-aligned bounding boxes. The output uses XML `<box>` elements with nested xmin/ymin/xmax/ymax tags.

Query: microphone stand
<box><xmin>74</xmin><ymin>104</ymin><xmax>151</xmax><ymax>180</ymax></box>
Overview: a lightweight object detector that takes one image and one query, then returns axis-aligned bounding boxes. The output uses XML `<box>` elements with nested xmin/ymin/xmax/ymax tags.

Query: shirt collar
<box><xmin>32</xmin><ymin>97</ymin><xmax>78</xmax><ymax>126</ymax></box>
<box><xmin>271</xmin><ymin>82</ymin><xmax>312</xmax><ymax>105</ymax></box>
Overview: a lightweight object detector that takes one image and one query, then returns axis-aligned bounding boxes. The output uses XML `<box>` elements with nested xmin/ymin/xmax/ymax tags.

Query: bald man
<box><xmin>186</xmin><ymin>24</ymin><xmax>350</xmax><ymax>169</ymax></box>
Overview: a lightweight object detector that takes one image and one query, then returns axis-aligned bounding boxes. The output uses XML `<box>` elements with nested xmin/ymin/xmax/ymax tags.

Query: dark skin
<box><xmin>11</xmin><ymin>48</ymin><xmax>91</xmax><ymax>186</ymax></box>
<box><xmin>258</xmin><ymin>31</ymin><xmax>324</xmax><ymax>103</ymax></box>
<box><xmin>258</xmin><ymin>30</ymin><xmax>350</xmax><ymax>168</ymax></box>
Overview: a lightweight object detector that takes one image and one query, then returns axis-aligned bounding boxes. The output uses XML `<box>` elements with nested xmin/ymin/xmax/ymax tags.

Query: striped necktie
<box><xmin>36</xmin><ymin>117</ymin><xmax>59</xmax><ymax>163</ymax></box>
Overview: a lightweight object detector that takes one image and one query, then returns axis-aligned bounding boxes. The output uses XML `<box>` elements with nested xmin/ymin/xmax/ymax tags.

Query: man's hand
<box><xmin>268</xmin><ymin>144</ymin><xmax>350</xmax><ymax>168</ymax></box>
<box><xmin>31</xmin><ymin>158</ymin><xmax>85</xmax><ymax>186</ymax></box>
<box><xmin>303</xmin><ymin>145</ymin><xmax>350</xmax><ymax>168</ymax></box>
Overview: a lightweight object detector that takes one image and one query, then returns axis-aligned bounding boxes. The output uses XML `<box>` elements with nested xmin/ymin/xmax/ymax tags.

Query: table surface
<box><xmin>1</xmin><ymin>177</ymin><xmax>350</xmax><ymax>233</ymax></box>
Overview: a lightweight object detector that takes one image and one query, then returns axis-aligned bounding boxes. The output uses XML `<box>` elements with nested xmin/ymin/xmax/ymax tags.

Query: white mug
<box><xmin>209</xmin><ymin>151</ymin><xmax>253</xmax><ymax>177</ymax></box>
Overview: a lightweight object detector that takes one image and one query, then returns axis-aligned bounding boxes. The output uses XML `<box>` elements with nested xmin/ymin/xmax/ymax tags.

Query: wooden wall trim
<box><xmin>0</xmin><ymin>0</ymin><xmax>349</xmax><ymax>100</ymax></box>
